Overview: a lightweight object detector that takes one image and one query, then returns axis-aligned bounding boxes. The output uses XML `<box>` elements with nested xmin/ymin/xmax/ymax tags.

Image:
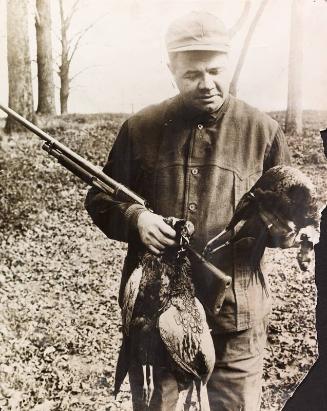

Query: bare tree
<box><xmin>58</xmin><ymin>0</ymin><xmax>70</xmax><ymax>114</ymax></box>
<box><xmin>285</xmin><ymin>0</ymin><xmax>304</xmax><ymax>135</ymax></box>
<box><xmin>35</xmin><ymin>0</ymin><xmax>56</xmax><ymax>115</ymax></box>
<box><xmin>5</xmin><ymin>0</ymin><xmax>34</xmax><ymax>133</ymax></box>
<box><xmin>58</xmin><ymin>0</ymin><xmax>97</xmax><ymax>114</ymax></box>
<box><xmin>229</xmin><ymin>0</ymin><xmax>270</xmax><ymax>97</ymax></box>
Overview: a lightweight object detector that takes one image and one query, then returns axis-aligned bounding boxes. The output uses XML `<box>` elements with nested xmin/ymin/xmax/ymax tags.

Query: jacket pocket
<box><xmin>234</xmin><ymin>167</ymin><xmax>263</xmax><ymax>209</ymax></box>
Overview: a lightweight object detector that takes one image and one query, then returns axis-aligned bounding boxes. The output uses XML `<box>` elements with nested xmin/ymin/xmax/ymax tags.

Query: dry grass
<box><xmin>0</xmin><ymin>110</ymin><xmax>326</xmax><ymax>410</ymax></box>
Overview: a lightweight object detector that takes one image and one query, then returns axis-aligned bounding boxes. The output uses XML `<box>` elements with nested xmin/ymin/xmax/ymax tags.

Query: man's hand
<box><xmin>137</xmin><ymin>211</ymin><xmax>177</xmax><ymax>255</ymax></box>
<box><xmin>295</xmin><ymin>225</ymin><xmax>320</xmax><ymax>271</ymax></box>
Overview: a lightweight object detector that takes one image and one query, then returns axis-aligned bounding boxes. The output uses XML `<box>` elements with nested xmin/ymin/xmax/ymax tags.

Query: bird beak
<box><xmin>202</xmin><ymin>229</ymin><xmax>231</xmax><ymax>258</ymax></box>
<box><xmin>202</xmin><ymin>223</ymin><xmax>246</xmax><ymax>258</ymax></box>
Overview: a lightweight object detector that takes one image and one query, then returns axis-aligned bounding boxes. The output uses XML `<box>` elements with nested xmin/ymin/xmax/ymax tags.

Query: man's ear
<box><xmin>167</xmin><ymin>61</ymin><xmax>175</xmax><ymax>76</ymax></box>
<box><xmin>167</xmin><ymin>62</ymin><xmax>177</xmax><ymax>89</ymax></box>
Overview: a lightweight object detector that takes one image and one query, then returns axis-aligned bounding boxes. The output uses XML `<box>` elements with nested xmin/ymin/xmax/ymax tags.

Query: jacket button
<box><xmin>189</xmin><ymin>203</ymin><xmax>197</xmax><ymax>212</ymax></box>
<box><xmin>191</xmin><ymin>168</ymin><xmax>199</xmax><ymax>175</ymax></box>
<box><xmin>197</xmin><ymin>124</ymin><xmax>203</xmax><ymax>130</ymax></box>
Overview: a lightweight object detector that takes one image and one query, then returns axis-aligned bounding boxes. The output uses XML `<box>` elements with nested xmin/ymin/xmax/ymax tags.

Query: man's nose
<box><xmin>198</xmin><ymin>73</ymin><xmax>214</xmax><ymax>91</ymax></box>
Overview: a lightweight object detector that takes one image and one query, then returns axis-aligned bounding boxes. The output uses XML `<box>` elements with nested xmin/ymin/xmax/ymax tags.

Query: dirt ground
<box><xmin>0</xmin><ymin>111</ymin><xmax>326</xmax><ymax>410</ymax></box>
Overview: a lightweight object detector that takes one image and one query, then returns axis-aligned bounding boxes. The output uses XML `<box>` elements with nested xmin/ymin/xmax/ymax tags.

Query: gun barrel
<box><xmin>0</xmin><ymin>103</ymin><xmax>147</xmax><ymax>207</ymax></box>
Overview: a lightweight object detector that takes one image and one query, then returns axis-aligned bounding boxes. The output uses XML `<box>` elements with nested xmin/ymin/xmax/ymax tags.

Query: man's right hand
<box><xmin>137</xmin><ymin>211</ymin><xmax>177</xmax><ymax>255</ymax></box>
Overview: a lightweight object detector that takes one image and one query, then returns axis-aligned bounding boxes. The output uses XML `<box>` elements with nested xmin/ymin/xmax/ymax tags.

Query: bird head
<box><xmin>163</xmin><ymin>217</ymin><xmax>195</xmax><ymax>259</ymax></box>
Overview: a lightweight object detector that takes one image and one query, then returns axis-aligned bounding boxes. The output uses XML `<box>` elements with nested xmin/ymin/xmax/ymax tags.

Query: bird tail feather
<box><xmin>196</xmin><ymin>381</ymin><xmax>210</xmax><ymax>411</ymax></box>
<box><xmin>113</xmin><ymin>336</ymin><xmax>130</xmax><ymax>397</ymax></box>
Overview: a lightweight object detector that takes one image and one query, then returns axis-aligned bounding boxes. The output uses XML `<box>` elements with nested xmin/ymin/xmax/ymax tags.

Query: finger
<box><xmin>158</xmin><ymin>221</ymin><xmax>177</xmax><ymax>239</ymax></box>
<box><xmin>148</xmin><ymin>244</ymin><xmax>162</xmax><ymax>256</ymax></box>
<box><xmin>161</xmin><ymin>237</ymin><xmax>178</xmax><ymax>247</ymax></box>
<box><xmin>153</xmin><ymin>230</ymin><xmax>177</xmax><ymax>247</ymax></box>
<box><xmin>148</xmin><ymin>235</ymin><xmax>167</xmax><ymax>251</ymax></box>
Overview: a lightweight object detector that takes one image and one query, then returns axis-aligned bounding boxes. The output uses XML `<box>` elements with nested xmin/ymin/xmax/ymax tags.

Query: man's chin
<box><xmin>197</xmin><ymin>97</ymin><xmax>224</xmax><ymax>113</ymax></box>
<box><xmin>182</xmin><ymin>95</ymin><xmax>226</xmax><ymax>115</ymax></box>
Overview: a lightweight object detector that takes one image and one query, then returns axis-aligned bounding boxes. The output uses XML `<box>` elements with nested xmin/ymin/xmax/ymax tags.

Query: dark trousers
<box><xmin>128</xmin><ymin>317</ymin><xmax>268</xmax><ymax>411</ymax></box>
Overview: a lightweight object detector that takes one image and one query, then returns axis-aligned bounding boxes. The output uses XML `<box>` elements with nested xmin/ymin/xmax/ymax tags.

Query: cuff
<box><xmin>124</xmin><ymin>203</ymin><xmax>148</xmax><ymax>232</ymax></box>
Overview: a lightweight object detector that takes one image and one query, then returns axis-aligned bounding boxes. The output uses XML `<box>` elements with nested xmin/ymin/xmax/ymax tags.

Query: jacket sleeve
<box><xmin>263</xmin><ymin>125</ymin><xmax>292</xmax><ymax>172</ymax></box>
<box><xmin>84</xmin><ymin>119</ymin><xmax>147</xmax><ymax>243</ymax></box>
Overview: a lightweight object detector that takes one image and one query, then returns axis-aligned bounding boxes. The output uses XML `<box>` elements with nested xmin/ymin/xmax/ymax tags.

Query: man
<box><xmin>85</xmin><ymin>11</ymin><xmax>290</xmax><ymax>410</ymax></box>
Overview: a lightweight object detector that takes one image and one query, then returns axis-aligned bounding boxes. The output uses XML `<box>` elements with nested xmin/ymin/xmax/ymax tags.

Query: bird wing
<box><xmin>121</xmin><ymin>266</ymin><xmax>143</xmax><ymax>336</ymax></box>
<box><xmin>158</xmin><ymin>297</ymin><xmax>215</xmax><ymax>381</ymax></box>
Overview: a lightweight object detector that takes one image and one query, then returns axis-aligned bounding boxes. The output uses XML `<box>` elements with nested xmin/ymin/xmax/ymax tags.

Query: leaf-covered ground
<box><xmin>0</xmin><ymin>111</ymin><xmax>326</xmax><ymax>411</ymax></box>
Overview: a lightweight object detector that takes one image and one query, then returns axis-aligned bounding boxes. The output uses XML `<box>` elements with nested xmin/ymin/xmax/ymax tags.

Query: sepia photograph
<box><xmin>0</xmin><ymin>0</ymin><xmax>327</xmax><ymax>410</ymax></box>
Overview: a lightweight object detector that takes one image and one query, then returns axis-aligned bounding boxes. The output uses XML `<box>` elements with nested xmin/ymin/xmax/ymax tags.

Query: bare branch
<box><xmin>65</xmin><ymin>0</ymin><xmax>82</xmax><ymax>29</ymax></box>
<box><xmin>69</xmin><ymin>64</ymin><xmax>103</xmax><ymax>83</ymax></box>
<box><xmin>228</xmin><ymin>0</ymin><xmax>251</xmax><ymax>38</ymax></box>
<box><xmin>67</xmin><ymin>18</ymin><xmax>100</xmax><ymax>45</ymax></box>
<box><xmin>59</xmin><ymin>0</ymin><xmax>64</xmax><ymax>24</ymax></box>
<box><xmin>68</xmin><ymin>42</ymin><xmax>80</xmax><ymax>65</ymax></box>
<box><xmin>34</xmin><ymin>2</ymin><xmax>41</xmax><ymax>26</ymax></box>
<box><xmin>67</xmin><ymin>16</ymin><xmax>103</xmax><ymax>64</ymax></box>
<box><xmin>230</xmin><ymin>0</ymin><xmax>270</xmax><ymax>96</ymax></box>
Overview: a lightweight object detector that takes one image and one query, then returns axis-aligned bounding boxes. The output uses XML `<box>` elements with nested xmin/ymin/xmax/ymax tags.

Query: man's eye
<box><xmin>208</xmin><ymin>69</ymin><xmax>221</xmax><ymax>75</ymax></box>
<box><xmin>184</xmin><ymin>73</ymin><xmax>198</xmax><ymax>80</ymax></box>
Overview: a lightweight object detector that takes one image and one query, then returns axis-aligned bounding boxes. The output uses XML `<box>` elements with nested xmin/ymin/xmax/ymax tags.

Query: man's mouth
<box><xmin>197</xmin><ymin>93</ymin><xmax>221</xmax><ymax>101</ymax></box>
<box><xmin>197</xmin><ymin>95</ymin><xmax>218</xmax><ymax>101</ymax></box>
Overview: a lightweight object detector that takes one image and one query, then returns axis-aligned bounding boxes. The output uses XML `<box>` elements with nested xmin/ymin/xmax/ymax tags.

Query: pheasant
<box><xmin>203</xmin><ymin>165</ymin><xmax>320</xmax><ymax>275</ymax></box>
<box><xmin>114</xmin><ymin>218</ymin><xmax>215</xmax><ymax>410</ymax></box>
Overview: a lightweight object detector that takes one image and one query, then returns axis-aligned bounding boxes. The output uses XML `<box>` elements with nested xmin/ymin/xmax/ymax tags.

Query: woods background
<box><xmin>0</xmin><ymin>0</ymin><xmax>327</xmax><ymax>410</ymax></box>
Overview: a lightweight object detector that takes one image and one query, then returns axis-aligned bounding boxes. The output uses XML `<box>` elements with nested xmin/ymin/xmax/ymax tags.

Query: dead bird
<box><xmin>115</xmin><ymin>165</ymin><xmax>319</xmax><ymax>408</ymax></box>
<box><xmin>204</xmin><ymin>165</ymin><xmax>320</xmax><ymax>277</ymax></box>
<box><xmin>114</xmin><ymin>218</ymin><xmax>215</xmax><ymax>410</ymax></box>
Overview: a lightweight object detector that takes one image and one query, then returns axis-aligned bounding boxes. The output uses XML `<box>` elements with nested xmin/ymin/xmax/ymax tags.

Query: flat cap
<box><xmin>165</xmin><ymin>11</ymin><xmax>230</xmax><ymax>53</ymax></box>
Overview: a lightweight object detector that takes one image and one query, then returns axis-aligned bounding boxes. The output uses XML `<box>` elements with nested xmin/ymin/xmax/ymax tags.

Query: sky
<box><xmin>1</xmin><ymin>0</ymin><xmax>327</xmax><ymax>114</ymax></box>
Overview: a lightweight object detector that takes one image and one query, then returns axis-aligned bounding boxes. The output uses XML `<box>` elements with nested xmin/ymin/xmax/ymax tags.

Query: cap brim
<box><xmin>168</xmin><ymin>44</ymin><xmax>229</xmax><ymax>53</ymax></box>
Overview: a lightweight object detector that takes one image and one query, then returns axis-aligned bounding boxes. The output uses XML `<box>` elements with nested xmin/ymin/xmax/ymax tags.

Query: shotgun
<box><xmin>0</xmin><ymin>104</ymin><xmax>231</xmax><ymax>315</ymax></box>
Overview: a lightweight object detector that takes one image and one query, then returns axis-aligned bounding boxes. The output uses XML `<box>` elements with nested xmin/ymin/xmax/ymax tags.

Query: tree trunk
<box><xmin>285</xmin><ymin>0</ymin><xmax>304</xmax><ymax>135</ymax></box>
<box><xmin>59</xmin><ymin>63</ymin><xmax>69</xmax><ymax>115</ymax></box>
<box><xmin>229</xmin><ymin>0</ymin><xmax>269</xmax><ymax>97</ymax></box>
<box><xmin>5</xmin><ymin>0</ymin><xmax>34</xmax><ymax>133</ymax></box>
<box><xmin>59</xmin><ymin>0</ymin><xmax>69</xmax><ymax>114</ymax></box>
<box><xmin>35</xmin><ymin>0</ymin><xmax>56</xmax><ymax>115</ymax></box>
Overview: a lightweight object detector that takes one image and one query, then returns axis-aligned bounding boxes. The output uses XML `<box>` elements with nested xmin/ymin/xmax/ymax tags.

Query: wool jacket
<box><xmin>85</xmin><ymin>94</ymin><xmax>291</xmax><ymax>333</ymax></box>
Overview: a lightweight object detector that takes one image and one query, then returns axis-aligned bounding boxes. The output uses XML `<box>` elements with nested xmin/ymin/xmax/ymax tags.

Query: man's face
<box><xmin>169</xmin><ymin>50</ymin><xmax>230</xmax><ymax>113</ymax></box>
